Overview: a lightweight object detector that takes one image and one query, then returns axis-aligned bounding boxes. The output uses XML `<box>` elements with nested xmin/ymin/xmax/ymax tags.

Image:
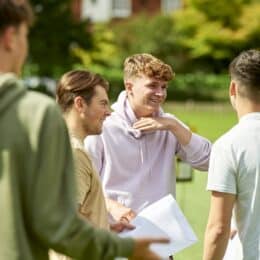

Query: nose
<box><xmin>154</xmin><ymin>87</ymin><xmax>165</xmax><ymax>97</ymax></box>
<box><xmin>105</xmin><ymin>106</ymin><xmax>111</xmax><ymax>117</ymax></box>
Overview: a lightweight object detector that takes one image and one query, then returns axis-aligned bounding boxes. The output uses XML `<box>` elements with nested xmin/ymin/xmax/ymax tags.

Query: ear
<box><xmin>1</xmin><ymin>26</ymin><xmax>16</xmax><ymax>51</ymax></box>
<box><xmin>229</xmin><ymin>80</ymin><xmax>237</xmax><ymax>110</ymax></box>
<box><xmin>125</xmin><ymin>81</ymin><xmax>133</xmax><ymax>95</ymax></box>
<box><xmin>229</xmin><ymin>80</ymin><xmax>237</xmax><ymax>97</ymax></box>
<box><xmin>73</xmin><ymin>96</ymin><xmax>86</xmax><ymax>113</ymax></box>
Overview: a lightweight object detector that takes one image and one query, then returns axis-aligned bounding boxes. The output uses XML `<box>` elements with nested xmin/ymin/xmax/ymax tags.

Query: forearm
<box><xmin>203</xmin><ymin>225</ymin><xmax>230</xmax><ymax>260</ymax></box>
<box><xmin>168</xmin><ymin>119</ymin><xmax>192</xmax><ymax>145</ymax></box>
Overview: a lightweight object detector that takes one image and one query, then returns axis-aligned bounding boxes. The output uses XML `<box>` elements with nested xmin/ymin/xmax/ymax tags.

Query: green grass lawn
<box><xmin>162</xmin><ymin>102</ymin><xmax>237</xmax><ymax>260</ymax></box>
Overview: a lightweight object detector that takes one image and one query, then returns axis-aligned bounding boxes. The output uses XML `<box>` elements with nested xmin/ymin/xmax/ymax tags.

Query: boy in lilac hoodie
<box><xmin>85</xmin><ymin>53</ymin><xmax>211</xmax><ymax>223</ymax></box>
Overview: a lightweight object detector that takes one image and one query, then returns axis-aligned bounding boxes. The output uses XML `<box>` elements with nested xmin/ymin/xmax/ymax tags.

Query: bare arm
<box><xmin>203</xmin><ymin>191</ymin><xmax>236</xmax><ymax>260</ymax></box>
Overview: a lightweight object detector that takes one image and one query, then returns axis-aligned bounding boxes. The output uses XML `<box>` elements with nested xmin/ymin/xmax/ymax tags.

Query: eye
<box><xmin>162</xmin><ymin>85</ymin><xmax>168</xmax><ymax>90</ymax></box>
<box><xmin>100</xmin><ymin>100</ymin><xmax>109</xmax><ymax>107</ymax></box>
<box><xmin>148</xmin><ymin>84</ymin><xmax>157</xmax><ymax>89</ymax></box>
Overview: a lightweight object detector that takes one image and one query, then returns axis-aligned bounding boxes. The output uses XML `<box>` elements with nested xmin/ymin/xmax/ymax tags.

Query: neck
<box><xmin>0</xmin><ymin>50</ymin><xmax>16</xmax><ymax>75</ymax></box>
<box><xmin>64</xmin><ymin>112</ymin><xmax>86</xmax><ymax>142</ymax></box>
<box><xmin>236</xmin><ymin>97</ymin><xmax>260</xmax><ymax>119</ymax></box>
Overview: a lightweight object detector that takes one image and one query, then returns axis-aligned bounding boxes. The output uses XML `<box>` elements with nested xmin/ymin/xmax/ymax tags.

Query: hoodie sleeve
<box><xmin>84</xmin><ymin>134</ymin><xmax>104</xmax><ymax>175</ymax></box>
<box><xmin>176</xmin><ymin>133</ymin><xmax>211</xmax><ymax>171</ymax></box>
<box><xmin>23</xmin><ymin>101</ymin><xmax>134</xmax><ymax>260</ymax></box>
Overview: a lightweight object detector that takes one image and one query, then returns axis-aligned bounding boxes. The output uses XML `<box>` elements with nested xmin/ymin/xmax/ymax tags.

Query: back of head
<box><xmin>0</xmin><ymin>0</ymin><xmax>34</xmax><ymax>35</ymax></box>
<box><xmin>56</xmin><ymin>69</ymin><xmax>109</xmax><ymax>113</ymax></box>
<box><xmin>123</xmin><ymin>53</ymin><xmax>174</xmax><ymax>82</ymax></box>
<box><xmin>229</xmin><ymin>49</ymin><xmax>260</xmax><ymax>103</ymax></box>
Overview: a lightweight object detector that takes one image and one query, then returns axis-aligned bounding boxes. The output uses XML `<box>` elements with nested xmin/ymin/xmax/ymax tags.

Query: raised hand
<box><xmin>133</xmin><ymin>117</ymin><xmax>172</xmax><ymax>132</ymax></box>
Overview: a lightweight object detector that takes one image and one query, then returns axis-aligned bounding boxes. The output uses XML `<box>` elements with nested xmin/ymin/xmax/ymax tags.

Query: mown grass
<box><xmin>162</xmin><ymin>102</ymin><xmax>237</xmax><ymax>260</ymax></box>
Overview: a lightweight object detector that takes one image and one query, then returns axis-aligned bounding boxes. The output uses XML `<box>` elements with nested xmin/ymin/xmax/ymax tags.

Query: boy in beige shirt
<box><xmin>57</xmin><ymin>70</ymin><xmax>136</xmax><ymax>231</ymax></box>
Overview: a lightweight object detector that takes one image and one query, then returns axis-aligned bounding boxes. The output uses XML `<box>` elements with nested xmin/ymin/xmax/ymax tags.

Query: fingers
<box><xmin>121</xmin><ymin>222</ymin><xmax>135</xmax><ymax>230</ymax></box>
<box><xmin>133</xmin><ymin>118</ymin><xmax>153</xmax><ymax>128</ymax></box>
<box><xmin>133</xmin><ymin>120</ymin><xmax>157</xmax><ymax>131</ymax></box>
<box><xmin>110</xmin><ymin>223</ymin><xmax>124</xmax><ymax>233</ymax></box>
<box><xmin>144</xmin><ymin>237</ymin><xmax>170</xmax><ymax>245</ymax></box>
<box><xmin>121</xmin><ymin>210</ymin><xmax>136</xmax><ymax>222</ymax></box>
<box><xmin>133</xmin><ymin>117</ymin><xmax>167</xmax><ymax>131</ymax></box>
<box><xmin>110</xmin><ymin>221</ymin><xmax>135</xmax><ymax>233</ymax></box>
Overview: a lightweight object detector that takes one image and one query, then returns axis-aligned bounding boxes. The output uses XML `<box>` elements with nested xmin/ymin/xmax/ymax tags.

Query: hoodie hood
<box><xmin>111</xmin><ymin>91</ymin><xmax>167</xmax><ymax>139</ymax></box>
<box><xmin>0</xmin><ymin>73</ymin><xmax>26</xmax><ymax>115</ymax></box>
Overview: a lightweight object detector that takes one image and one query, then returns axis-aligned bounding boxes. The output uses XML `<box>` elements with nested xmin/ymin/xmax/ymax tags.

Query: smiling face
<box><xmin>126</xmin><ymin>75</ymin><xmax>167</xmax><ymax>118</ymax></box>
<box><xmin>80</xmin><ymin>85</ymin><xmax>111</xmax><ymax>136</ymax></box>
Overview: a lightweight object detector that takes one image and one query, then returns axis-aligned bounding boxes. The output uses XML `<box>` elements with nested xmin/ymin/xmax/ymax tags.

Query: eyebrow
<box><xmin>99</xmin><ymin>99</ymin><xmax>109</xmax><ymax>104</ymax></box>
<box><xmin>146</xmin><ymin>82</ymin><xmax>168</xmax><ymax>88</ymax></box>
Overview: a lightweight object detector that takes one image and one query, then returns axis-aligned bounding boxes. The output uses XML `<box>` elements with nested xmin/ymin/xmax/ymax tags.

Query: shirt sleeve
<box><xmin>24</xmin><ymin>103</ymin><xmax>134</xmax><ymax>260</ymax></box>
<box><xmin>207</xmin><ymin>140</ymin><xmax>237</xmax><ymax>194</ymax></box>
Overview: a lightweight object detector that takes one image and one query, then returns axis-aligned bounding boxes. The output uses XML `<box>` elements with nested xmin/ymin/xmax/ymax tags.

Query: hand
<box><xmin>106</xmin><ymin>198</ymin><xmax>136</xmax><ymax>221</ymax></box>
<box><xmin>129</xmin><ymin>238</ymin><xmax>170</xmax><ymax>260</ymax></box>
<box><xmin>133</xmin><ymin>117</ymin><xmax>173</xmax><ymax>132</ymax></box>
<box><xmin>109</xmin><ymin>221</ymin><xmax>135</xmax><ymax>233</ymax></box>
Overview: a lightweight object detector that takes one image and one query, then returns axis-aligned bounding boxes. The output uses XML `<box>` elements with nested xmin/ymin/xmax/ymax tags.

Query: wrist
<box><xmin>167</xmin><ymin>118</ymin><xmax>178</xmax><ymax>132</ymax></box>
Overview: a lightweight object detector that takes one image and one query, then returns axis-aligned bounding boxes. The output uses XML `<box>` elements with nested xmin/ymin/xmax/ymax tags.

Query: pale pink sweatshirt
<box><xmin>84</xmin><ymin>91</ymin><xmax>211</xmax><ymax>212</ymax></box>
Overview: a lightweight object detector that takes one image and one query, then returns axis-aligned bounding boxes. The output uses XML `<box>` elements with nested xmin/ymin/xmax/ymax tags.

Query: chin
<box><xmin>95</xmin><ymin>128</ymin><xmax>102</xmax><ymax>135</ymax></box>
<box><xmin>147</xmin><ymin>106</ymin><xmax>159</xmax><ymax>114</ymax></box>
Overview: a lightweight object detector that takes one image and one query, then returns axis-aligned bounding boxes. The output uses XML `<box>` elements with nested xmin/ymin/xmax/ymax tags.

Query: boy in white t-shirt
<box><xmin>203</xmin><ymin>49</ymin><xmax>260</xmax><ymax>260</ymax></box>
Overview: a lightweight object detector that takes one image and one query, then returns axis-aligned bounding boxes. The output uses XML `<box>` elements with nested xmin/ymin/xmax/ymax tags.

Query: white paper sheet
<box><xmin>223</xmin><ymin>234</ymin><xmax>243</xmax><ymax>260</ymax></box>
<box><xmin>119</xmin><ymin>194</ymin><xmax>198</xmax><ymax>258</ymax></box>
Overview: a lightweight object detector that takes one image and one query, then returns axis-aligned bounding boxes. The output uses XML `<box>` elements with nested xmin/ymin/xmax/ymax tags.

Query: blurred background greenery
<box><xmin>25</xmin><ymin>0</ymin><xmax>260</xmax><ymax>101</ymax></box>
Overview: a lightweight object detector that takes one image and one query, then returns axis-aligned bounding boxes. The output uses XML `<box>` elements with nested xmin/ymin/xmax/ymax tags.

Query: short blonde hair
<box><xmin>124</xmin><ymin>53</ymin><xmax>174</xmax><ymax>81</ymax></box>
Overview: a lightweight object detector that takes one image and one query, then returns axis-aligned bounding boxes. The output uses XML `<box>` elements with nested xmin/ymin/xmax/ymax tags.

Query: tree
<box><xmin>28</xmin><ymin>0</ymin><xmax>92</xmax><ymax>77</ymax></box>
<box><xmin>173</xmin><ymin>0</ymin><xmax>260</xmax><ymax>72</ymax></box>
<box><xmin>111</xmin><ymin>14</ymin><xmax>178</xmax><ymax>69</ymax></box>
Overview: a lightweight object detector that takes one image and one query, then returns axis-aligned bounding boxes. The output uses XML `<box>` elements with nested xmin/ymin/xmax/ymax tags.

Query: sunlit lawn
<box><xmin>163</xmin><ymin>101</ymin><xmax>237</xmax><ymax>260</ymax></box>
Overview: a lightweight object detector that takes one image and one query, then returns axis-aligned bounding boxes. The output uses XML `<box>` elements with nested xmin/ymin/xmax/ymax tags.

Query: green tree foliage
<box><xmin>72</xmin><ymin>23</ymin><xmax>120</xmax><ymax>69</ymax></box>
<box><xmin>28</xmin><ymin>0</ymin><xmax>92</xmax><ymax>77</ymax></box>
<box><xmin>111</xmin><ymin>14</ymin><xmax>179</xmax><ymax>69</ymax></box>
<box><xmin>173</xmin><ymin>0</ymin><xmax>260</xmax><ymax>72</ymax></box>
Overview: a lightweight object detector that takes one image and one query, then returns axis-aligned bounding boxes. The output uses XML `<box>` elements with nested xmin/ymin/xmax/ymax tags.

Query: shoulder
<box><xmin>21</xmin><ymin>91</ymin><xmax>57</xmax><ymax>111</ymax></box>
<box><xmin>20</xmin><ymin>91</ymin><xmax>63</xmax><ymax>123</ymax></box>
<box><xmin>100</xmin><ymin>112</ymin><xmax>129</xmax><ymax>137</ymax></box>
<box><xmin>104</xmin><ymin>111</ymin><xmax>125</xmax><ymax>127</ymax></box>
<box><xmin>73</xmin><ymin>147</ymin><xmax>93</xmax><ymax>174</ymax></box>
<box><xmin>213</xmin><ymin>124</ymin><xmax>241</xmax><ymax>150</ymax></box>
<box><xmin>211</xmin><ymin>124</ymin><xmax>242</xmax><ymax>165</ymax></box>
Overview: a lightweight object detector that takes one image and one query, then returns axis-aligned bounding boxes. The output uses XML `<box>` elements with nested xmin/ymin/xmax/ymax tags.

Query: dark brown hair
<box><xmin>229</xmin><ymin>49</ymin><xmax>260</xmax><ymax>103</ymax></box>
<box><xmin>56</xmin><ymin>70</ymin><xmax>109</xmax><ymax>112</ymax></box>
<box><xmin>0</xmin><ymin>0</ymin><xmax>34</xmax><ymax>34</ymax></box>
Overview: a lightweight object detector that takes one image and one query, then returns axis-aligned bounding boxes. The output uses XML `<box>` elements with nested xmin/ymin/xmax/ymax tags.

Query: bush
<box><xmin>168</xmin><ymin>73</ymin><xmax>230</xmax><ymax>101</ymax></box>
<box><xmin>86</xmin><ymin>66</ymin><xmax>230</xmax><ymax>102</ymax></box>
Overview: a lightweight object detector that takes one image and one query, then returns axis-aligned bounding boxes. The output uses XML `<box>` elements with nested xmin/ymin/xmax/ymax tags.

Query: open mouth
<box><xmin>149</xmin><ymin>99</ymin><xmax>161</xmax><ymax>105</ymax></box>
